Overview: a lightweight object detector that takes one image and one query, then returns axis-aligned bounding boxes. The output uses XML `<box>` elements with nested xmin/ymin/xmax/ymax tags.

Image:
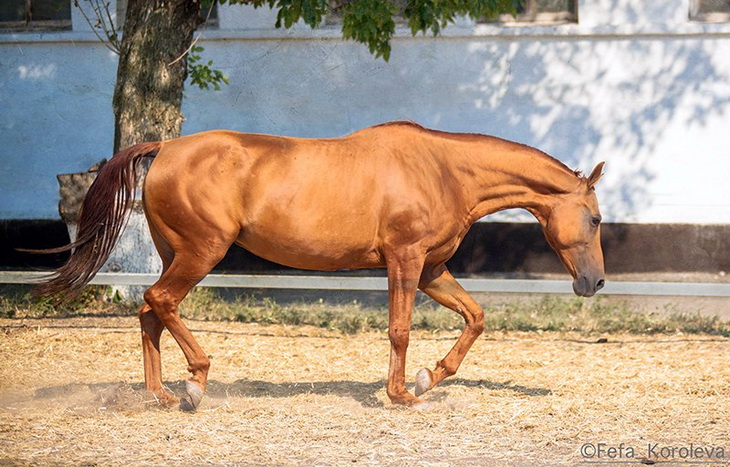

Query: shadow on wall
<box><xmin>450</xmin><ymin>37</ymin><xmax>730</xmax><ymax>224</ymax></box>
<box><xmin>444</xmin><ymin>36</ymin><xmax>730</xmax><ymax>272</ymax></box>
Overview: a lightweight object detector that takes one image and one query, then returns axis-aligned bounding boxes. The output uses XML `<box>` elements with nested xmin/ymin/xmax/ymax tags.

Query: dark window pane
<box><xmin>514</xmin><ymin>0</ymin><xmax>575</xmax><ymax>15</ymax></box>
<box><xmin>200</xmin><ymin>3</ymin><xmax>218</xmax><ymax>24</ymax></box>
<box><xmin>0</xmin><ymin>1</ymin><xmax>28</xmax><ymax>22</ymax></box>
<box><xmin>32</xmin><ymin>0</ymin><xmax>71</xmax><ymax>21</ymax></box>
<box><xmin>0</xmin><ymin>0</ymin><xmax>71</xmax><ymax>28</ymax></box>
<box><xmin>697</xmin><ymin>0</ymin><xmax>730</xmax><ymax>13</ymax></box>
<box><xmin>535</xmin><ymin>0</ymin><xmax>575</xmax><ymax>13</ymax></box>
<box><xmin>117</xmin><ymin>0</ymin><xmax>218</xmax><ymax>28</ymax></box>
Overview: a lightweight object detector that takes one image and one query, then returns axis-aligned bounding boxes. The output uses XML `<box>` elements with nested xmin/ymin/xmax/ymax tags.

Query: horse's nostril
<box><xmin>596</xmin><ymin>279</ymin><xmax>605</xmax><ymax>290</ymax></box>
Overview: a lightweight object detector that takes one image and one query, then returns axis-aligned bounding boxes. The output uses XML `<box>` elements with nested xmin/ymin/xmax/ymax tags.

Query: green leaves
<box><xmin>272</xmin><ymin>0</ymin><xmax>330</xmax><ymax>28</ymax></box>
<box><xmin>187</xmin><ymin>46</ymin><xmax>230</xmax><ymax>91</ymax></box>
<box><xmin>338</xmin><ymin>0</ymin><xmax>517</xmax><ymax>61</ymax></box>
<box><xmin>405</xmin><ymin>0</ymin><xmax>518</xmax><ymax>36</ymax></box>
<box><xmin>223</xmin><ymin>0</ymin><xmax>330</xmax><ymax>28</ymax></box>
<box><xmin>341</xmin><ymin>0</ymin><xmax>397</xmax><ymax>61</ymax></box>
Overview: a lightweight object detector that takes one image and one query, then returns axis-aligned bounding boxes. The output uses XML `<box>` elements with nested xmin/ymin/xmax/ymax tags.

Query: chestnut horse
<box><xmin>36</xmin><ymin>121</ymin><xmax>605</xmax><ymax>410</ymax></box>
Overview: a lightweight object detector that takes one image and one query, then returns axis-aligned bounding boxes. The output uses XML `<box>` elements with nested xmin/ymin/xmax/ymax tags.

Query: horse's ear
<box><xmin>587</xmin><ymin>162</ymin><xmax>605</xmax><ymax>190</ymax></box>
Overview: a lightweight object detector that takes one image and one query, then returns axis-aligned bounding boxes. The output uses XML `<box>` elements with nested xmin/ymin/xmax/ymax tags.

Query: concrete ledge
<box><xmin>3</xmin><ymin>21</ymin><xmax>730</xmax><ymax>45</ymax></box>
<box><xmin>3</xmin><ymin>271</ymin><xmax>730</xmax><ymax>297</ymax></box>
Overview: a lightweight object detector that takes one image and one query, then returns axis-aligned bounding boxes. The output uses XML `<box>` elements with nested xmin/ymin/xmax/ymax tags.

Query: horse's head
<box><xmin>533</xmin><ymin>162</ymin><xmax>606</xmax><ymax>297</ymax></box>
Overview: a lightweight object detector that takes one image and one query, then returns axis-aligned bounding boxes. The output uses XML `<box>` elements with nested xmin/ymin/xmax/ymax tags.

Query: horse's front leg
<box><xmin>385</xmin><ymin>253</ymin><xmax>427</xmax><ymax>407</ymax></box>
<box><xmin>415</xmin><ymin>265</ymin><xmax>485</xmax><ymax>396</ymax></box>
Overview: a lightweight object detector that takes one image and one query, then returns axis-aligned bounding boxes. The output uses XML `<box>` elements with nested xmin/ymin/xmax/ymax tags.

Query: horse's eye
<box><xmin>591</xmin><ymin>216</ymin><xmax>602</xmax><ymax>227</ymax></box>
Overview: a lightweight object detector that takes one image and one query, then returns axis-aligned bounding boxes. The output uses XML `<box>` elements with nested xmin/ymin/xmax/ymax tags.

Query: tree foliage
<box><xmin>405</xmin><ymin>0</ymin><xmax>517</xmax><ymax>36</ymax></box>
<box><xmin>222</xmin><ymin>0</ymin><xmax>519</xmax><ymax>61</ymax></box>
<box><xmin>188</xmin><ymin>45</ymin><xmax>231</xmax><ymax>90</ymax></box>
<box><xmin>340</xmin><ymin>0</ymin><xmax>397</xmax><ymax>60</ymax></box>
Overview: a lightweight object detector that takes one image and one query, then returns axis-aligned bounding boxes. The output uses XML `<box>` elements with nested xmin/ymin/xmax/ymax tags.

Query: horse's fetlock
<box><xmin>188</xmin><ymin>355</ymin><xmax>210</xmax><ymax>375</ymax></box>
<box><xmin>437</xmin><ymin>360</ymin><xmax>457</xmax><ymax>378</ymax></box>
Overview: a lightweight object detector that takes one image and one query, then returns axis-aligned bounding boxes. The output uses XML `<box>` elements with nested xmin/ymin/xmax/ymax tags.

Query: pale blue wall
<box><xmin>1</xmin><ymin>0</ymin><xmax>729</xmax><ymax>223</ymax></box>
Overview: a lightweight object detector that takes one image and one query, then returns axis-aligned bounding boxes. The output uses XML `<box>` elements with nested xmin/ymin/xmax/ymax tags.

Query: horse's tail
<box><xmin>28</xmin><ymin>141</ymin><xmax>163</xmax><ymax>302</ymax></box>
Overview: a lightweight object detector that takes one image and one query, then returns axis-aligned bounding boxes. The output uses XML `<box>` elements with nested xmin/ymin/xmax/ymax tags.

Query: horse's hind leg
<box><xmin>138</xmin><ymin>229</ymin><xmax>177</xmax><ymax>406</ymax></box>
<box><xmin>143</xmin><ymin>243</ymin><xmax>231</xmax><ymax>411</ymax></box>
<box><xmin>139</xmin><ymin>303</ymin><xmax>176</xmax><ymax>406</ymax></box>
<box><xmin>415</xmin><ymin>265</ymin><xmax>485</xmax><ymax>396</ymax></box>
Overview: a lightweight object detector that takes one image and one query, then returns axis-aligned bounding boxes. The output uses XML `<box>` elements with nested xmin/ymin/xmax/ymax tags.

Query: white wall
<box><xmin>1</xmin><ymin>0</ymin><xmax>729</xmax><ymax>223</ymax></box>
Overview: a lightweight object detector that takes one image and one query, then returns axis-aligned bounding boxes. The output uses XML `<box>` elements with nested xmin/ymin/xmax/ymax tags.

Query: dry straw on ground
<box><xmin>1</xmin><ymin>316</ymin><xmax>728</xmax><ymax>466</ymax></box>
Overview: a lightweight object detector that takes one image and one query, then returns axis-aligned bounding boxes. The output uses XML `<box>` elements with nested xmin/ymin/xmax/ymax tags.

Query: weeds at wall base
<box><xmin>0</xmin><ymin>284</ymin><xmax>727</xmax><ymax>337</ymax></box>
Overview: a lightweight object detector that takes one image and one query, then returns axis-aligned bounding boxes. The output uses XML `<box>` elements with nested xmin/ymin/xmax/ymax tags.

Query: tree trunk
<box><xmin>113</xmin><ymin>0</ymin><xmax>200</xmax><ymax>152</ymax></box>
<box><xmin>106</xmin><ymin>0</ymin><xmax>200</xmax><ymax>302</ymax></box>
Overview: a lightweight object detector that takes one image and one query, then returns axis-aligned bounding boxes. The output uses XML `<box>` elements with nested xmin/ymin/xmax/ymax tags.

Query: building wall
<box><xmin>1</xmin><ymin>0</ymin><xmax>729</xmax><ymax>224</ymax></box>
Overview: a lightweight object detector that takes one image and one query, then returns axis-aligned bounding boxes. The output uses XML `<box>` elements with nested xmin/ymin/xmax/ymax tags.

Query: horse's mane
<box><xmin>369</xmin><ymin>121</ymin><xmax>581</xmax><ymax>179</ymax></box>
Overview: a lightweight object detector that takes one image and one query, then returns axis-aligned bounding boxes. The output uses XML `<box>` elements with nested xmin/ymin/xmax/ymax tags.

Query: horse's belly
<box><xmin>235</xmin><ymin>226</ymin><xmax>383</xmax><ymax>271</ymax></box>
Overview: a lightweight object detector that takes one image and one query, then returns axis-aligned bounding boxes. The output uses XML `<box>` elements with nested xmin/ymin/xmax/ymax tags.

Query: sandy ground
<box><xmin>1</xmin><ymin>316</ymin><xmax>728</xmax><ymax>466</ymax></box>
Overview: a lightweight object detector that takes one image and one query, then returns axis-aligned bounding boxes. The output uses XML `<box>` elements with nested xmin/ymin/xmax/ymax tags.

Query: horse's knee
<box><xmin>388</xmin><ymin>327</ymin><xmax>410</xmax><ymax>350</ymax></box>
<box><xmin>143</xmin><ymin>287</ymin><xmax>163</xmax><ymax>308</ymax></box>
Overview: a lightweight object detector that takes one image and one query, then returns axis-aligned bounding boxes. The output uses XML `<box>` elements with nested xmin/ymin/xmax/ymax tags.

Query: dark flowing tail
<box><xmin>29</xmin><ymin>142</ymin><xmax>163</xmax><ymax>302</ymax></box>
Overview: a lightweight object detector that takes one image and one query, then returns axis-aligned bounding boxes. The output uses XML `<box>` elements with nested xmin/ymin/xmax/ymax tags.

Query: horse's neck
<box><xmin>453</xmin><ymin>138</ymin><xmax>581</xmax><ymax>223</ymax></box>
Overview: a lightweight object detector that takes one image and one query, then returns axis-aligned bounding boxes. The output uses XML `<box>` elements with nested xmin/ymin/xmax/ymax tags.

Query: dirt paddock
<box><xmin>1</xmin><ymin>316</ymin><xmax>728</xmax><ymax>466</ymax></box>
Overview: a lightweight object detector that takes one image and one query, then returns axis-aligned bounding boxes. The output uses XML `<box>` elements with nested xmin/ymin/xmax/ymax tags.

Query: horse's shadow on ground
<box><xmin>30</xmin><ymin>378</ymin><xmax>551</xmax><ymax>410</ymax></box>
<box><xmin>202</xmin><ymin>377</ymin><xmax>552</xmax><ymax>408</ymax></box>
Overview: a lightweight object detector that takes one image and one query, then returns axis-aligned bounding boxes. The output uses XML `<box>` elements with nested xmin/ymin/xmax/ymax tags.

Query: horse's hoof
<box><xmin>180</xmin><ymin>380</ymin><xmax>205</xmax><ymax>412</ymax></box>
<box><xmin>414</xmin><ymin>368</ymin><xmax>433</xmax><ymax>397</ymax></box>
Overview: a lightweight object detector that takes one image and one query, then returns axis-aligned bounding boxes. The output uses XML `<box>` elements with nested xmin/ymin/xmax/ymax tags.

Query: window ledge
<box><xmin>3</xmin><ymin>21</ymin><xmax>730</xmax><ymax>45</ymax></box>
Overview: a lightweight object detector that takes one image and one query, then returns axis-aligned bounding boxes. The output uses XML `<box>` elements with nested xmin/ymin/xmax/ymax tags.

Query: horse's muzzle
<box><xmin>572</xmin><ymin>275</ymin><xmax>605</xmax><ymax>297</ymax></box>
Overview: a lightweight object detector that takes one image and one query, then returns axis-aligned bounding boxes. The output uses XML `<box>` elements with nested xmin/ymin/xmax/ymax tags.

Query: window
<box><xmin>691</xmin><ymin>0</ymin><xmax>730</xmax><ymax>22</ymax></box>
<box><xmin>498</xmin><ymin>0</ymin><xmax>577</xmax><ymax>24</ymax></box>
<box><xmin>117</xmin><ymin>0</ymin><xmax>218</xmax><ymax>29</ymax></box>
<box><xmin>327</xmin><ymin>0</ymin><xmax>577</xmax><ymax>26</ymax></box>
<box><xmin>326</xmin><ymin>0</ymin><xmax>409</xmax><ymax>25</ymax></box>
<box><xmin>0</xmin><ymin>0</ymin><xmax>71</xmax><ymax>31</ymax></box>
